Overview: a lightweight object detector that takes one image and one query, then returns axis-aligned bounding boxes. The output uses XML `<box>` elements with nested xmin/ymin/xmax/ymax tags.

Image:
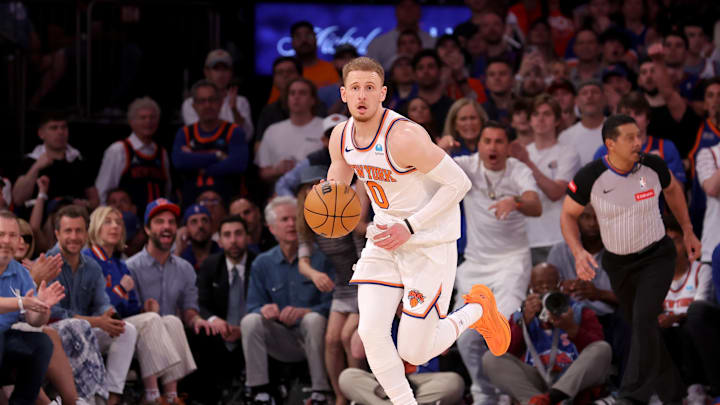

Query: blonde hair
<box><xmin>342</xmin><ymin>57</ymin><xmax>385</xmax><ymax>85</ymax></box>
<box><xmin>442</xmin><ymin>98</ymin><xmax>489</xmax><ymax>140</ymax></box>
<box><xmin>16</xmin><ymin>218</ymin><xmax>35</xmax><ymax>261</ymax></box>
<box><xmin>88</xmin><ymin>206</ymin><xmax>126</xmax><ymax>253</ymax></box>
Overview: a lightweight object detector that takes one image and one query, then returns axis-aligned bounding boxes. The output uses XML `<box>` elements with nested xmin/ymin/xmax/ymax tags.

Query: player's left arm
<box><xmin>653</xmin><ymin>154</ymin><xmax>701</xmax><ymax>260</ymax></box>
<box><xmin>374</xmin><ymin>122</ymin><xmax>471</xmax><ymax>250</ymax></box>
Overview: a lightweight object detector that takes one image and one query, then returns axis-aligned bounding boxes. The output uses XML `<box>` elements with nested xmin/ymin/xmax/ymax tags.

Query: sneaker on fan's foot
<box><xmin>463</xmin><ymin>284</ymin><xmax>511</xmax><ymax>356</ymax></box>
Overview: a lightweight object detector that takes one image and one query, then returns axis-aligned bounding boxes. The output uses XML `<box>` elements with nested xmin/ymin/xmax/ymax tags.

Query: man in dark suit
<box><xmin>183</xmin><ymin>215</ymin><xmax>255</xmax><ymax>403</ymax></box>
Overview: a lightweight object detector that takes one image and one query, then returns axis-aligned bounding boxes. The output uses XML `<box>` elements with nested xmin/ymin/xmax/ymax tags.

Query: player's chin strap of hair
<box><xmin>405</xmin><ymin>154</ymin><xmax>471</xmax><ymax>234</ymax></box>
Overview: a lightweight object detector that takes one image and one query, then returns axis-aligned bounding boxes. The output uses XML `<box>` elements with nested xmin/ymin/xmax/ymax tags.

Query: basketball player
<box><xmin>326</xmin><ymin>56</ymin><xmax>511</xmax><ymax>405</ymax></box>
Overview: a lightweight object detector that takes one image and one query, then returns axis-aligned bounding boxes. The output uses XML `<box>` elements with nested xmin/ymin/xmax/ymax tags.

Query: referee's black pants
<box><xmin>602</xmin><ymin>236</ymin><xmax>684</xmax><ymax>404</ymax></box>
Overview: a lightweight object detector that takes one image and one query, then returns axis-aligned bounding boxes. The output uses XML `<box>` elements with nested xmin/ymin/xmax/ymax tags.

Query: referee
<box><xmin>560</xmin><ymin>114</ymin><xmax>701</xmax><ymax>405</ymax></box>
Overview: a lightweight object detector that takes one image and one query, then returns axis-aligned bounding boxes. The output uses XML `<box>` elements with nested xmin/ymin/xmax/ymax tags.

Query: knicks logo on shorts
<box><xmin>408</xmin><ymin>289</ymin><xmax>425</xmax><ymax>308</ymax></box>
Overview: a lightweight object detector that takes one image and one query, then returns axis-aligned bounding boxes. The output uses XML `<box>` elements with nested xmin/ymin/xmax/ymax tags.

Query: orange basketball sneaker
<box><xmin>463</xmin><ymin>284</ymin><xmax>511</xmax><ymax>356</ymax></box>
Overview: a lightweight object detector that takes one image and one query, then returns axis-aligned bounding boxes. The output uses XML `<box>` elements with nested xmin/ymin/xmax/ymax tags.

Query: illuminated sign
<box><xmin>254</xmin><ymin>3</ymin><xmax>470</xmax><ymax>75</ymax></box>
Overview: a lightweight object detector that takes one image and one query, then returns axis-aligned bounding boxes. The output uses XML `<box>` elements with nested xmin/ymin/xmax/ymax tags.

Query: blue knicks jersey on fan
<box><xmin>340</xmin><ymin>108</ymin><xmax>460</xmax><ymax>245</ymax></box>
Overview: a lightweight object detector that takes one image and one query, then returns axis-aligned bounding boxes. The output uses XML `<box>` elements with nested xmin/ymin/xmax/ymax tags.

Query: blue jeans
<box><xmin>0</xmin><ymin>329</ymin><xmax>53</xmax><ymax>405</ymax></box>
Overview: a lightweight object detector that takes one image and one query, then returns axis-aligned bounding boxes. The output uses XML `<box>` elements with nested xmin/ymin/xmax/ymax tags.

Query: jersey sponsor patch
<box><xmin>634</xmin><ymin>189</ymin><xmax>655</xmax><ymax>201</ymax></box>
<box><xmin>568</xmin><ymin>180</ymin><xmax>577</xmax><ymax>193</ymax></box>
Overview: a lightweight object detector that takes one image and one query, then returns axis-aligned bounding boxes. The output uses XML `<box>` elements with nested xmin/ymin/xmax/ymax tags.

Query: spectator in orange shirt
<box><xmin>266</xmin><ymin>21</ymin><xmax>340</xmax><ymax>106</ymax></box>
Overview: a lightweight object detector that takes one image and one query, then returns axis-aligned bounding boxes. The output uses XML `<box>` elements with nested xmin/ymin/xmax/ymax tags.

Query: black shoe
<box><xmin>307</xmin><ymin>392</ymin><xmax>330</xmax><ymax>405</ymax></box>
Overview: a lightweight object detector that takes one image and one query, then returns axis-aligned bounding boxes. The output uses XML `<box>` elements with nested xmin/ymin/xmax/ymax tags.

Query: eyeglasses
<box><xmin>21</xmin><ymin>234</ymin><xmax>33</xmax><ymax>244</ymax></box>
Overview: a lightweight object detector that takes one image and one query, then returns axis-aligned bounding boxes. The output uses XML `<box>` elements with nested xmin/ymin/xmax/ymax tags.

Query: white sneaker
<box><xmin>687</xmin><ymin>384</ymin><xmax>707</xmax><ymax>405</ymax></box>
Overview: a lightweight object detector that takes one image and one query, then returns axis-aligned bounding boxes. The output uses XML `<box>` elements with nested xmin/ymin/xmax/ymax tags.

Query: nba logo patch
<box><xmin>408</xmin><ymin>289</ymin><xmax>425</xmax><ymax>308</ymax></box>
<box><xmin>375</xmin><ymin>144</ymin><xmax>383</xmax><ymax>152</ymax></box>
<box><xmin>639</xmin><ymin>176</ymin><xmax>647</xmax><ymax>189</ymax></box>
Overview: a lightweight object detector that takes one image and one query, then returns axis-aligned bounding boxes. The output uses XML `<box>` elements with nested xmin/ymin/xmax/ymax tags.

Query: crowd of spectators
<box><xmin>1</xmin><ymin>0</ymin><xmax>720</xmax><ymax>405</ymax></box>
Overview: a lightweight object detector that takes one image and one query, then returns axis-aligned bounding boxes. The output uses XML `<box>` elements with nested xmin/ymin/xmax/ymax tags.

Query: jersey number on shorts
<box><xmin>366</xmin><ymin>181</ymin><xmax>389</xmax><ymax>209</ymax></box>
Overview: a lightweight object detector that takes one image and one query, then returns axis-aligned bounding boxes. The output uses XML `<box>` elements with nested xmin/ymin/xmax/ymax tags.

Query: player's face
<box><xmin>341</xmin><ymin>70</ymin><xmax>387</xmax><ymax>123</ymax></box>
<box><xmin>607</xmin><ymin>123</ymin><xmax>643</xmax><ymax>164</ymax></box>
<box><xmin>455</xmin><ymin>104</ymin><xmax>482</xmax><ymax>143</ymax></box>
<box><xmin>478</xmin><ymin>127</ymin><xmax>510</xmax><ymax>171</ymax></box>
<box><xmin>530</xmin><ymin>103</ymin><xmax>558</xmax><ymax>137</ymax></box>
<box><xmin>268</xmin><ymin>204</ymin><xmax>297</xmax><ymax>244</ymax></box>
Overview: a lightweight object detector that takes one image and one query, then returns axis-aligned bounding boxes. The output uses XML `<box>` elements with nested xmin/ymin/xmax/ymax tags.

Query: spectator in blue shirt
<box><xmin>0</xmin><ymin>210</ymin><xmax>64</xmax><ymax>405</ymax></box>
<box><xmin>84</xmin><ymin>206</ymin><xmax>196</xmax><ymax>405</ymax></box>
<box><xmin>241</xmin><ymin>196</ymin><xmax>334</xmax><ymax>405</ymax></box>
<box><xmin>48</xmin><ymin>205</ymin><xmax>137</xmax><ymax>405</ymax></box>
<box><xmin>172</xmin><ymin>80</ymin><xmax>249</xmax><ymax>206</ymax></box>
<box><xmin>594</xmin><ymin>92</ymin><xmax>686</xmax><ymax>184</ymax></box>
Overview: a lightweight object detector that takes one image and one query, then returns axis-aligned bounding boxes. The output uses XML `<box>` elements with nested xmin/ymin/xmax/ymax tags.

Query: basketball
<box><xmin>304</xmin><ymin>181</ymin><xmax>361</xmax><ymax>238</ymax></box>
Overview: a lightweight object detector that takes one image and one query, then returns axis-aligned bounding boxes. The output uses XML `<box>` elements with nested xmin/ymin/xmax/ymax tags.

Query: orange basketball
<box><xmin>304</xmin><ymin>181</ymin><xmax>361</xmax><ymax>238</ymax></box>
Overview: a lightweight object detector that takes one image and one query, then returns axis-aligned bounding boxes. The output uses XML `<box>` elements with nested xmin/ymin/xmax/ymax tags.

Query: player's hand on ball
<box><xmin>373</xmin><ymin>223</ymin><xmax>411</xmax><ymax>251</ymax></box>
<box><xmin>573</xmin><ymin>249</ymin><xmax>597</xmax><ymax>281</ymax></box>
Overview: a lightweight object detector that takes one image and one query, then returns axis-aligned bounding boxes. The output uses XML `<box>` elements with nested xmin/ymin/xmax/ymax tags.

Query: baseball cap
<box><xmin>323</xmin><ymin>114</ymin><xmax>348</xmax><ymax>132</ymax></box>
<box><xmin>299</xmin><ymin>165</ymin><xmax>328</xmax><ymax>186</ymax></box>
<box><xmin>205</xmin><ymin>49</ymin><xmax>232</xmax><ymax>68</ymax></box>
<box><xmin>547</xmin><ymin>79</ymin><xmax>576</xmax><ymax>95</ymax></box>
<box><xmin>182</xmin><ymin>203</ymin><xmax>211</xmax><ymax>225</ymax></box>
<box><xmin>144</xmin><ymin>198</ymin><xmax>181</xmax><ymax>225</ymax></box>
<box><xmin>602</xmin><ymin>64</ymin><xmax>630</xmax><ymax>83</ymax></box>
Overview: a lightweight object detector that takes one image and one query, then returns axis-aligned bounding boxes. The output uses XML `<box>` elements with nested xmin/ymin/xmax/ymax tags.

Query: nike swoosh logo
<box><xmin>345</xmin><ymin>147</ymin><xmax>353</xmax><ymax>152</ymax></box>
<box><xmin>603</xmin><ymin>189</ymin><xmax>614</xmax><ymax>194</ymax></box>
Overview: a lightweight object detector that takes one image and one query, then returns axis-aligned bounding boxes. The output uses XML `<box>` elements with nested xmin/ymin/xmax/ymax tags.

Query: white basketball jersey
<box><xmin>663</xmin><ymin>262</ymin><xmax>706</xmax><ymax>316</ymax></box>
<box><xmin>340</xmin><ymin>108</ymin><xmax>460</xmax><ymax>244</ymax></box>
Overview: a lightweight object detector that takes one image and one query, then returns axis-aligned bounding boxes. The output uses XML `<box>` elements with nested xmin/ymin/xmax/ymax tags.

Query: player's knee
<box><xmin>397</xmin><ymin>344</ymin><xmax>430</xmax><ymax>366</ymax></box>
<box><xmin>325</xmin><ymin>327</ymin><xmax>343</xmax><ymax>348</ymax></box>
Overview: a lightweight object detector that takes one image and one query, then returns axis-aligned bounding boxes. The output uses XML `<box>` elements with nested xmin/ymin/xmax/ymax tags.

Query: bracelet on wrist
<box><xmin>37</xmin><ymin>192</ymin><xmax>48</xmax><ymax>200</ymax></box>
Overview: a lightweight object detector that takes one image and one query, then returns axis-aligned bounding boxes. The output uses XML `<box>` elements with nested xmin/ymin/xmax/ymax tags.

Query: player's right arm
<box><xmin>326</xmin><ymin>123</ymin><xmax>354</xmax><ymax>185</ymax></box>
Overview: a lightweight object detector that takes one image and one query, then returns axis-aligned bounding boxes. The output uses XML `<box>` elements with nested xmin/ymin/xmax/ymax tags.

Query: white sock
<box><xmin>165</xmin><ymin>391</ymin><xmax>178</xmax><ymax>402</ymax></box>
<box><xmin>145</xmin><ymin>389</ymin><xmax>160</xmax><ymax>402</ymax></box>
<box><xmin>447</xmin><ymin>303</ymin><xmax>483</xmax><ymax>337</ymax></box>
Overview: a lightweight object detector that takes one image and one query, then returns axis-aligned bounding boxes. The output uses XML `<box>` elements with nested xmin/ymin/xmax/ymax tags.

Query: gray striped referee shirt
<box><xmin>567</xmin><ymin>153</ymin><xmax>671</xmax><ymax>255</ymax></box>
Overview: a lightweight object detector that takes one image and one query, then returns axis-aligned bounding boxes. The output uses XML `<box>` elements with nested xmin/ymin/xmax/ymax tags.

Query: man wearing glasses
<box><xmin>172</xmin><ymin>80</ymin><xmax>250</xmax><ymax>207</ymax></box>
